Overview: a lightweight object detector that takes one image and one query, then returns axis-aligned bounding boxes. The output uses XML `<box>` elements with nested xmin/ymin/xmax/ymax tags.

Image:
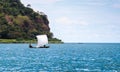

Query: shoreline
<box><xmin>0</xmin><ymin>39</ymin><xmax>63</xmax><ymax>44</ymax></box>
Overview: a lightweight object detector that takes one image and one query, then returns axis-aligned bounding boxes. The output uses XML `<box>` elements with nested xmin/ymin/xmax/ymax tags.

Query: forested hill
<box><xmin>0</xmin><ymin>0</ymin><xmax>58</xmax><ymax>41</ymax></box>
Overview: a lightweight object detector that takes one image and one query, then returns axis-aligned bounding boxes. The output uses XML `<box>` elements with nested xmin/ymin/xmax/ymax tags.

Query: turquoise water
<box><xmin>0</xmin><ymin>43</ymin><xmax>120</xmax><ymax>72</ymax></box>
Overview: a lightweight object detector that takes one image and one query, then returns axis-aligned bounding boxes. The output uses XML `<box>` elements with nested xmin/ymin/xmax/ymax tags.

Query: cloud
<box><xmin>77</xmin><ymin>0</ymin><xmax>107</xmax><ymax>6</ymax></box>
<box><xmin>55</xmin><ymin>17</ymin><xmax>88</xmax><ymax>26</ymax></box>
<box><xmin>85</xmin><ymin>2</ymin><xmax>106</xmax><ymax>6</ymax></box>
<box><xmin>55</xmin><ymin>17</ymin><xmax>71</xmax><ymax>24</ymax></box>
<box><xmin>112</xmin><ymin>4</ymin><xmax>120</xmax><ymax>8</ymax></box>
<box><xmin>21</xmin><ymin>0</ymin><xmax>62</xmax><ymax>5</ymax></box>
<box><xmin>53</xmin><ymin>16</ymin><xmax>89</xmax><ymax>42</ymax></box>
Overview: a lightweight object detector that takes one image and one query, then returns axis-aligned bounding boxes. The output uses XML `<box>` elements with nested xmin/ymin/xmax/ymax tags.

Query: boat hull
<box><xmin>29</xmin><ymin>45</ymin><xmax>49</xmax><ymax>48</ymax></box>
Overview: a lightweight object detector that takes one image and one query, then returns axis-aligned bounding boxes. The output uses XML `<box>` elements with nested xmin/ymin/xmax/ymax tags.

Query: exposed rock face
<box><xmin>0</xmin><ymin>0</ymin><xmax>53</xmax><ymax>39</ymax></box>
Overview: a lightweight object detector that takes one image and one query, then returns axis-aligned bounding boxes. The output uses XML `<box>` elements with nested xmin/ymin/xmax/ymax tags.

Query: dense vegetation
<box><xmin>0</xmin><ymin>0</ymin><xmax>62</xmax><ymax>43</ymax></box>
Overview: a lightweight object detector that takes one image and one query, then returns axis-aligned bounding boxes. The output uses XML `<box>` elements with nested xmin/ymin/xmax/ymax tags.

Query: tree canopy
<box><xmin>0</xmin><ymin>0</ymin><xmax>54</xmax><ymax>39</ymax></box>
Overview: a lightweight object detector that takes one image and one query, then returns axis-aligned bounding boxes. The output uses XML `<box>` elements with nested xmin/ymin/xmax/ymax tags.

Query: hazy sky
<box><xmin>21</xmin><ymin>0</ymin><xmax>120</xmax><ymax>43</ymax></box>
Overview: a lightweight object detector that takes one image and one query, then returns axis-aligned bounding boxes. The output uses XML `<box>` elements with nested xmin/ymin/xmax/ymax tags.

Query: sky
<box><xmin>21</xmin><ymin>0</ymin><xmax>120</xmax><ymax>43</ymax></box>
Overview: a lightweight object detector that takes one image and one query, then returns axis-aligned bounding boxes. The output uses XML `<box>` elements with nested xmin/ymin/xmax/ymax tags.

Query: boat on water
<box><xmin>29</xmin><ymin>35</ymin><xmax>49</xmax><ymax>48</ymax></box>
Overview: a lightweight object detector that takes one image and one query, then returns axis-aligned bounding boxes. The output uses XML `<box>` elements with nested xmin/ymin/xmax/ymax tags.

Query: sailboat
<box><xmin>29</xmin><ymin>35</ymin><xmax>49</xmax><ymax>48</ymax></box>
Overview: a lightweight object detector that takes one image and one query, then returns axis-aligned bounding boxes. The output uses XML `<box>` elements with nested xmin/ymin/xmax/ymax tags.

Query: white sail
<box><xmin>36</xmin><ymin>35</ymin><xmax>48</xmax><ymax>47</ymax></box>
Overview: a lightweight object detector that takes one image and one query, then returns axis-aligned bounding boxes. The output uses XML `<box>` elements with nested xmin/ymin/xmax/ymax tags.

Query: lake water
<box><xmin>0</xmin><ymin>43</ymin><xmax>120</xmax><ymax>72</ymax></box>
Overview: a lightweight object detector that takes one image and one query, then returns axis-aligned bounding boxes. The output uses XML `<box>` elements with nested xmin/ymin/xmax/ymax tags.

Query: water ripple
<box><xmin>0</xmin><ymin>43</ymin><xmax>120</xmax><ymax>71</ymax></box>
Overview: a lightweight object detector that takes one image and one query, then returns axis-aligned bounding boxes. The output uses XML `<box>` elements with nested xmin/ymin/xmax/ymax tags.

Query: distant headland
<box><xmin>0</xmin><ymin>0</ymin><xmax>62</xmax><ymax>43</ymax></box>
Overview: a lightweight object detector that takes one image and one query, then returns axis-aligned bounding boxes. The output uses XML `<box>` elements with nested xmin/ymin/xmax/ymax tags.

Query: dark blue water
<box><xmin>0</xmin><ymin>43</ymin><xmax>120</xmax><ymax>72</ymax></box>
